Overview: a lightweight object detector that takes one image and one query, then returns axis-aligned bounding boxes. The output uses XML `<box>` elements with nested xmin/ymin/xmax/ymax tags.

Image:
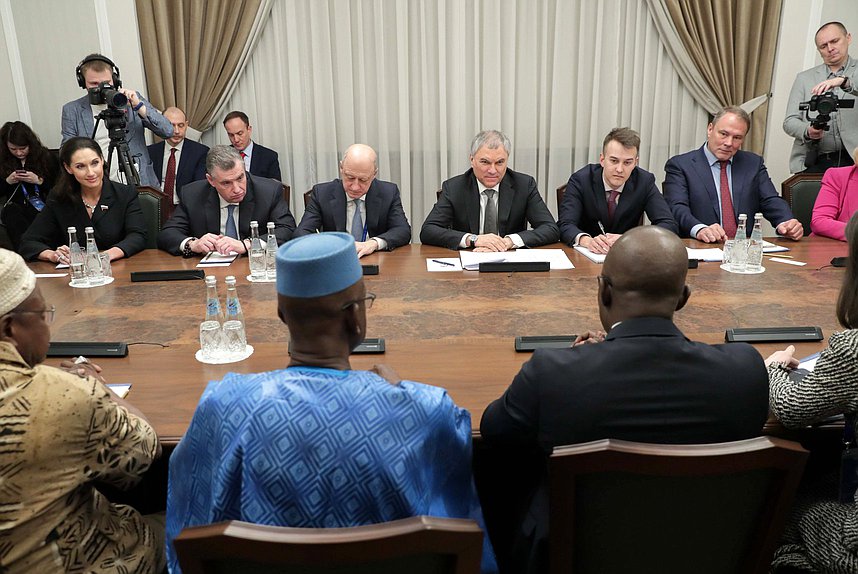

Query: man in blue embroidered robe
<box><xmin>166</xmin><ymin>232</ymin><xmax>496</xmax><ymax>573</ymax></box>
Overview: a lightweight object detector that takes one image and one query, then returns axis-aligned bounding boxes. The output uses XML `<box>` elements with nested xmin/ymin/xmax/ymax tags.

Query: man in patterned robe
<box><xmin>0</xmin><ymin>248</ymin><xmax>163</xmax><ymax>573</ymax></box>
<box><xmin>166</xmin><ymin>232</ymin><xmax>496</xmax><ymax>573</ymax></box>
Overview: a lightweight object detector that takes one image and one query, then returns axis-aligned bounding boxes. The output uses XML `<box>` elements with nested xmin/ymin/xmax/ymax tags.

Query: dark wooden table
<box><xmin>34</xmin><ymin>238</ymin><xmax>848</xmax><ymax>444</ymax></box>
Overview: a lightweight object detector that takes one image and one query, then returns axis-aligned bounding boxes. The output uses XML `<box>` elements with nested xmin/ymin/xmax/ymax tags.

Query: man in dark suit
<box><xmin>663</xmin><ymin>106</ymin><xmax>803</xmax><ymax>242</ymax></box>
<box><xmin>295</xmin><ymin>144</ymin><xmax>411</xmax><ymax>257</ymax></box>
<box><xmin>147</xmin><ymin>107</ymin><xmax>208</xmax><ymax>204</ymax></box>
<box><xmin>420</xmin><ymin>130</ymin><xmax>559</xmax><ymax>250</ymax></box>
<box><xmin>223</xmin><ymin>111</ymin><xmax>281</xmax><ymax>181</ymax></box>
<box><xmin>479</xmin><ymin>226</ymin><xmax>769</xmax><ymax>573</ymax></box>
<box><xmin>157</xmin><ymin>145</ymin><xmax>295</xmax><ymax>257</ymax></box>
<box><xmin>559</xmin><ymin>127</ymin><xmax>677</xmax><ymax>252</ymax></box>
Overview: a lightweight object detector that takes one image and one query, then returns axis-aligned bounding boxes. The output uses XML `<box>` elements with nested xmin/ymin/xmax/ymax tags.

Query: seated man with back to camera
<box><xmin>146</xmin><ymin>107</ymin><xmax>209</xmax><ymax>205</ymax></box>
<box><xmin>166</xmin><ymin>232</ymin><xmax>496</xmax><ymax>573</ymax></box>
<box><xmin>559</xmin><ymin>127</ymin><xmax>677</xmax><ymax>253</ymax></box>
<box><xmin>157</xmin><ymin>145</ymin><xmax>295</xmax><ymax>257</ymax></box>
<box><xmin>62</xmin><ymin>53</ymin><xmax>172</xmax><ymax>189</ymax></box>
<box><xmin>663</xmin><ymin>106</ymin><xmax>803</xmax><ymax>243</ymax></box>
<box><xmin>480</xmin><ymin>226</ymin><xmax>769</xmax><ymax>573</ymax></box>
<box><xmin>420</xmin><ymin>130</ymin><xmax>559</xmax><ymax>251</ymax></box>
<box><xmin>295</xmin><ymin>143</ymin><xmax>411</xmax><ymax>257</ymax></box>
<box><xmin>783</xmin><ymin>21</ymin><xmax>857</xmax><ymax>174</ymax></box>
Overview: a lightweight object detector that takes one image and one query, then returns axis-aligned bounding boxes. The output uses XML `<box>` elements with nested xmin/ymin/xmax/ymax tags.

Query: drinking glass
<box><xmin>199</xmin><ymin>321</ymin><xmax>223</xmax><ymax>359</ymax></box>
<box><xmin>722</xmin><ymin>240</ymin><xmax>734</xmax><ymax>269</ymax></box>
<box><xmin>99</xmin><ymin>252</ymin><xmax>112</xmax><ymax>279</ymax></box>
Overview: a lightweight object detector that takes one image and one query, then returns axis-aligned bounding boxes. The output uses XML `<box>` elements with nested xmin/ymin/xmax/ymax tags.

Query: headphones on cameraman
<box><xmin>75</xmin><ymin>54</ymin><xmax>122</xmax><ymax>89</ymax></box>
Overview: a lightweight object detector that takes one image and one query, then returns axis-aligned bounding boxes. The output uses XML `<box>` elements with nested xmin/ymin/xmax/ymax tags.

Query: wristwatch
<box><xmin>468</xmin><ymin>234</ymin><xmax>478</xmax><ymax>248</ymax></box>
<box><xmin>182</xmin><ymin>238</ymin><xmax>196</xmax><ymax>258</ymax></box>
<box><xmin>842</xmin><ymin>76</ymin><xmax>852</xmax><ymax>92</ymax></box>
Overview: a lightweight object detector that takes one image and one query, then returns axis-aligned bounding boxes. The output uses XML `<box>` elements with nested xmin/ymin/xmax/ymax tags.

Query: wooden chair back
<box><xmin>174</xmin><ymin>516</ymin><xmax>483</xmax><ymax>574</ymax></box>
<box><xmin>136</xmin><ymin>186</ymin><xmax>170</xmax><ymax>249</ymax></box>
<box><xmin>781</xmin><ymin>172</ymin><xmax>824</xmax><ymax>236</ymax></box>
<box><xmin>548</xmin><ymin>436</ymin><xmax>808</xmax><ymax>574</ymax></box>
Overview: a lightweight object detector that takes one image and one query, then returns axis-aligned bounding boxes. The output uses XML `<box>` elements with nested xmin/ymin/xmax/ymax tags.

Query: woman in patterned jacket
<box><xmin>0</xmin><ymin>248</ymin><xmax>164</xmax><ymax>573</ymax></box>
<box><xmin>765</xmin><ymin>211</ymin><xmax>858</xmax><ymax>573</ymax></box>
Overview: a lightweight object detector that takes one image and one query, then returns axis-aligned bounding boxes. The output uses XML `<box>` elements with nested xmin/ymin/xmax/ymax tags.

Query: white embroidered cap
<box><xmin>0</xmin><ymin>248</ymin><xmax>36</xmax><ymax>316</ymax></box>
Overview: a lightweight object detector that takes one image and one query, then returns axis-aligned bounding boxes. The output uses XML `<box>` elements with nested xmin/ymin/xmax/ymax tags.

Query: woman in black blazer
<box><xmin>19</xmin><ymin>137</ymin><xmax>146</xmax><ymax>262</ymax></box>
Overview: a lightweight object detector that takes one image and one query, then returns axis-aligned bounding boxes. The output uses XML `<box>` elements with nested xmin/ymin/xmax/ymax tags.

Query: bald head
<box><xmin>340</xmin><ymin>144</ymin><xmax>378</xmax><ymax>199</ymax></box>
<box><xmin>599</xmin><ymin>227</ymin><xmax>690</xmax><ymax>328</ymax></box>
<box><xmin>164</xmin><ymin>107</ymin><xmax>188</xmax><ymax>146</ymax></box>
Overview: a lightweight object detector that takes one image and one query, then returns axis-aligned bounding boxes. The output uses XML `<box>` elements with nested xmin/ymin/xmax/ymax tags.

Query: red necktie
<box><xmin>164</xmin><ymin>147</ymin><xmax>177</xmax><ymax>202</ymax></box>
<box><xmin>607</xmin><ymin>189</ymin><xmax>620</xmax><ymax>224</ymax></box>
<box><xmin>719</xmin><ymin>161</ymin><xmax>738</xmax><ymax>238</ymax></box>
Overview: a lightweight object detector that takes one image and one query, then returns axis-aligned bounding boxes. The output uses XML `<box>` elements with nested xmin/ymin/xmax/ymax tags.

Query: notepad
<box><xmin>197</xmin><ymin>252</ymin><xmax>238</xmax><ymax>267</ymax></box>
<box><xmin>459</xmin><ymin>249</ymin><xmax>574</xmax><ymax>270</ymax></box>
<box><xmin>573</xmin><ymin>246</ymin><xmax>606</xmax><ymax>263</ymax></box>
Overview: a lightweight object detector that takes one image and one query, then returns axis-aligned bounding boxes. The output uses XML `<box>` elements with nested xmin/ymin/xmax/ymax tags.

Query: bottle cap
<box><xmin>250</xmin><ymin>220</ymin><xmax>259</xmax><ymax>228</ymax></box>
<box><xmin>225</xmin><ymin>275</ymin><xmax>236</xmax><ymax>284</ymax></box>
<box><xmin>205</xmin><ymin>275</ymin><xmax>216</xmax><ymax>285</ymax></box>
<box><xmin>67</xmin><ymin>226</ymin><xmax>76</xmax><ymax>233</ymax></box>
<box><xmin>85</xmin><ymin>226</ymin><xmax>94</xmax><ymax>232</ymax></box>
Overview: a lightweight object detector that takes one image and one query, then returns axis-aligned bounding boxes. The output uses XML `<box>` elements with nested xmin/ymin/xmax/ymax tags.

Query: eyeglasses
<box><xmin>341</xmin><ymin>292</ymin><xmax>376</xmax><ymax>311</ymax></box>
<box><xmin>7</xmin><ymin>305</ymin><xmax>55</xmax><ymax>325</ymax></box>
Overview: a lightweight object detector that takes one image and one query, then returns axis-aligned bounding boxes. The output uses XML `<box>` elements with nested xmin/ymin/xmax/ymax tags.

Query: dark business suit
<box><xmin>558</xmin><ymin>164</ymin><xmax>677</xmax><ymax>245</ymax></box>
<box><xmin>157</xmin><ymin>173</ymin><xmax>296</xmax><ymax>255</ymax></box>
<box><xmin>295</xmin><ymin>179</ymin><xmax>412</xmax><ymax>249</ymax></box>
<box><xmin>19</xmin><ymin>180</ymin><xmax>147</xmax><ymax>261</ymax></box>
<box><xmin>246</xmin><ymin>143</ymin><xmax>281</xmax><ymax>181</ymax></box>
<box><xmin>663</xmin><ymin>146</ymin><xmax>795</xmax><ymax>238</ymax></box>
<box><xmin>479</xmin><ymin>317</ymin><xmax>769</xmax><ymax>573</ymax></box>
<box><xmin>147</xmin><ymin>139</ymin><xmax>209</xmax><ymax>201</ymax></box>
<box><xmin>420</xmin><ymin>168</ymin><xmax>559</xmax><ymax>249</ymax></box>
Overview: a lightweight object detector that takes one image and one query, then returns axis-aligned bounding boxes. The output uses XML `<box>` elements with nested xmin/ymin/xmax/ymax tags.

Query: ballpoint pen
<box><xmin>597</xmin><ymin>221</ymin><xmax>607</xmax><ymax>236</ymax></box>
<box><xmin>432</xmin><ymin>259</ymin><xmax>456</xmax><ymax>266</ymax></box>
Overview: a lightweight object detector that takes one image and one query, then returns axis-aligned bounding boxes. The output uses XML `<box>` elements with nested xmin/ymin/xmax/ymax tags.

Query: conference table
<box><xmin>35</xmin><ymin>237</ymin><xmax>848</xmax><ymax>446</ymax></box>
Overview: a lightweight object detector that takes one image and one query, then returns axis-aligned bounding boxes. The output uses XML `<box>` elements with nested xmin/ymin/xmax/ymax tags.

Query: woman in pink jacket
<box><xmin>811</xmin><ymin>147</ymin><xmax>858</xmax><ymax>241</ymax></box>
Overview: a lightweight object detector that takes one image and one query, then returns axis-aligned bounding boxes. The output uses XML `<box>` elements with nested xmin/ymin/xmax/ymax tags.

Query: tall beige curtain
<box><xmin>659</xmin><ymin>0</ymin><xmax>783</xmax><ymax>154</ymax></box>
<box><xmin>135</xmin><ymin>0</ymin><xmax>273</xmax><ymax>132</ymax></box>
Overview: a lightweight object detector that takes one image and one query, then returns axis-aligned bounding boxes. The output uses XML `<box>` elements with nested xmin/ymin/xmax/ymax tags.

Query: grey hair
<box><xmin>710</xmin><ymin>106</ymin><xmax>751</xmax><ymax>132</ymax></box>
<box><xmin>206</xmin><ymin>144</ymin><xmax>243</xmax><ymax>174</ymax></box>
<box><xmin>469</xmin><ymin>130</ymin><xmax>511</xmax><ymax>156</ymax></box>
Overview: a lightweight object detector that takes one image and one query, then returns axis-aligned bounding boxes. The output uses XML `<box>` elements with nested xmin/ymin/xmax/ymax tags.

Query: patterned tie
<box><xmin>483</xmin><ymin>189</ymin><xmax>498</xmax><ymax>235</ymax></box>
<box><xmin>352</xmin><ymin>198</ymin><xmax>364</xmax><ymax>241</ymax></box>
<box><xmin>719</xmin><ymin>161</ymin><xmax>738</xmax><ymax>238</ymax></box>
<box><xmin>607</xmin><ymin>189</ymin><xmax>620</xmax><ymax>224</ymax></box>
<box><xmin>225</xmin><ymin>204</ymin><xmax>238</xmax><ymax>239</ymax></box>
<box><xmin>164</xmin><ymin>147</ymin><xmax>177</xmax><ymax>202</ymax></box>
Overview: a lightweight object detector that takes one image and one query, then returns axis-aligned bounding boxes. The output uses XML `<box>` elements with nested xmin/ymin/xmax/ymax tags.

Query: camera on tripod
<box><xmin>799</xmin><ymin>91</ymin><xmax>855</xmax><ymax>131</ymax></box>
<box><xmin>87</xmin><ymin>81</ymin><xmax>128</xmax><ymax>109</ymax></box>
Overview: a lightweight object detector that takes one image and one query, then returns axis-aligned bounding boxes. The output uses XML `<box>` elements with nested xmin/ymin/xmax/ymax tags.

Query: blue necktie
<box><xmin>351</xmin><ymin>199</ymin><xmax>364</xmax><ymax>241</ymax></box>
<box><xmin>226</xmin><ymin>204</ymin><xmax>238</xmax><ymax>239</ymax></box>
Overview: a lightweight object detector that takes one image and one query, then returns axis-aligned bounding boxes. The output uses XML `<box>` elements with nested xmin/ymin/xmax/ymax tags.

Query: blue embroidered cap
<box><xmin>276</xmin><ymin>232</ymin><xmax>362</xmax><ymax>297</ymax></box>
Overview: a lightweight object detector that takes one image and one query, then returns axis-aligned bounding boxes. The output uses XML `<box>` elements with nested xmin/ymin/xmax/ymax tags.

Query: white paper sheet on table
<box><xmin>106</xmin><ymin>384</ymin><xmax>131</xmax><ymax>398</ymax></box>
<box><xmin>459</xmin><ymin>249</ymin><xmax>574</xmax><ymax>270</ymax></box>
<box><xmin>762</xmin><ymin>240</ymin><xmax>790</xmax><ymax>253</ymax></box>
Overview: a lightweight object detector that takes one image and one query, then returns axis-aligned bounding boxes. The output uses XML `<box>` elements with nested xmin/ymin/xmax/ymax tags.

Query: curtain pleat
<box><xmin>135</xmin><ymin>0</ymin><xmax>273</xmax><ymax>132</ymax></box>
